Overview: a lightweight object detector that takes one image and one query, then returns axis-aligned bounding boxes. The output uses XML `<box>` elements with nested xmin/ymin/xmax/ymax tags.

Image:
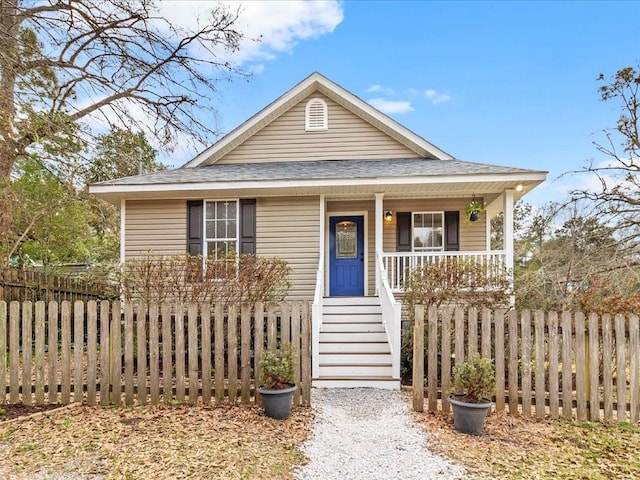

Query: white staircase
<box><xmin>313</xmin><ymin>296</ymin><xmax>400</xmax><ymax>389</ymax></box>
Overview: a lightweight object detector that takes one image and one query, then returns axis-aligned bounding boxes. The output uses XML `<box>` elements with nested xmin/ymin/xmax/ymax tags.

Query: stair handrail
<box><xmin>377</xmin><ymin>250</ymin><xmax>402</xmax><ymax>381</ymax></box>
<box><xmin>311</xmin><ymin>254</ymin><xmax>324</xmax><ymax>380</ymax></box>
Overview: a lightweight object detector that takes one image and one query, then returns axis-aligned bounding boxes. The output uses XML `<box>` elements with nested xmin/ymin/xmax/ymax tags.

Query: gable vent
<box><xmin>305</xmin><ymin>98</ymin><xmax>328</xmax><ymax>131</ymax></box>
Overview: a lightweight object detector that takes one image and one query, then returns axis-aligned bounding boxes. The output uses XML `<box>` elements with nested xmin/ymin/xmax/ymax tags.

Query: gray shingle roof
<box><xmin>94</xmin><ymin>158</ymin><xmax>546</xmax><ymax>186</ymax></box>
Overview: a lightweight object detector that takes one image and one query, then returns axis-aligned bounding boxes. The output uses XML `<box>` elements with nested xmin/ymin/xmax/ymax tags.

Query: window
<box><xmin>305</xmin><ymin>98</ymin><xmax>328</xmax><ymax>131</ymax></box>
<box><xmin>412</xmin><ymin>212</ymin><xmax>444</xmax><ymax>251</ymax></box>
<box><xmin>204</xmin><ymin>200</ymin><xmax>238</xmax><ymax>259</ymax></box>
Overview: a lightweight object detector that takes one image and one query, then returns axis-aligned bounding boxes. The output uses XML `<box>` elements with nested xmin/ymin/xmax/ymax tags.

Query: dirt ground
<box><xmin>0</xmin><ymin>403</ymin><xmax>312</xmax><ymax>480</ymax></box>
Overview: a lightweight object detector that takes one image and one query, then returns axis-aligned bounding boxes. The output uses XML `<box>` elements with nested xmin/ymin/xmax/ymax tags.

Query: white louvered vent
<box><xmin>305</xmin><ymin>98</ymin><xmax>328</xmax><ymax>131</ymax></box>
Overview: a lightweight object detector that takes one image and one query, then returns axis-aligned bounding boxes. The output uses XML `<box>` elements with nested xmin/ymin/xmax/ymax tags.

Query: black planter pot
<box><xmin>469</xmin><ymin>211</ymin><xmax>480</xmax><ymax>222</ymax></box>
<box><xmin>258</xmin><ymin>384</ymin><xmax>297</xmax><ymax>420</ymax></box>
<box><xmin>448</xmin><ymin>395</ymin><xmax>493</xmax><ymax>435</ymax></box>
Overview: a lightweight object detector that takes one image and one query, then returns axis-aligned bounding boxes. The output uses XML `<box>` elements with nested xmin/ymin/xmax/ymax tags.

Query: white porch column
<box><xmin>120</xmin><ymin>199</ymin><xmax>126</xmax><ymax>264</ymax></box>
<box><xmin>503</xmin><ymin>190</ymin><xmax>515</xmax><ymax>303</ymax></box>
<box><xmin>319</xmin><ymin>194</ymin><xmax>326</xmax><ymax>265</ymax></box>
<box><xmin>374</xmin><ymin>193</ymin><xmax>384</xmax><ymax>295</ymax></box>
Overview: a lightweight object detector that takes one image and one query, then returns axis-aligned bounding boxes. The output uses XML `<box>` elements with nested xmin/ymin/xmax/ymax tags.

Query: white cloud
<box><xmin>368</xmin><ymin>98</ymin><xmax>414</xmax><ymax>114</ymax></box>
<box><xmin>424</xmin><ymin>89</ymin><xmax>451</xmax><ymax>104</ymax></box>
<box><xmin>366</xmin><ymin>84</ymin><xmax>395</xmax><ymax>95</ymax></box>
<box><xmin>154</xmin><ymin>1</ymin><xmax>344</xmax><ymax>68</ymax></box>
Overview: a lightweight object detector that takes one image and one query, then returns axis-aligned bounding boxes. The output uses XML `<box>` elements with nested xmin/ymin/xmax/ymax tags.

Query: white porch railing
<box><xmin>377</xmin><ymin>251</ymin><xmax>402</xmax><ymax>381</ymax></box>
<box><xmin>311</xmin><ymin>254</ymin><xmax>324</xmax><ymax>380</ymax></box>
<box><xmin>381</xmin><ymin>250</ymin><xmax>507</xmax><ymax>292</ymax></box>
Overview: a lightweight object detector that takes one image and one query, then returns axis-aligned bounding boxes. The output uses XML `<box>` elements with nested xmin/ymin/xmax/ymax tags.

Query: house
<box><xmin>90</xmin><ymin>72</ymin><xmax>547</xmax><ymax>389</ymax></box>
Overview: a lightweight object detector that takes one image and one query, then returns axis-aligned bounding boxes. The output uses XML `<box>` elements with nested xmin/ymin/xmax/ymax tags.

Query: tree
<box><xmin>574</xmin><ymin>65</ymin><xmax>640</xmax><ymax>231</ymax></box>
<box><xmin>0</xmin><ymin>0</ymin><xmax>245</xmax><ymax>182</ymax></box>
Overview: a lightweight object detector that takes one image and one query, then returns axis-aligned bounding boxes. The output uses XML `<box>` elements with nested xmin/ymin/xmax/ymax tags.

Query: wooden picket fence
<box><xmin>0</xmin><ymin>300</ymin><xmax>311</xmax><ymax>407</ymax></box>
<box><xmin>412</xmin><ymin>306</ymin><xmax>640</xmax><ymax>424</ymax></box>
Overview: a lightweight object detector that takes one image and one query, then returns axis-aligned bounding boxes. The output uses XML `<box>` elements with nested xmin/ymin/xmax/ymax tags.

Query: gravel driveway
<box><xmin>295</xmin><ymin>388</ymin><xmax>466</xmax><ymax>480</ymax></box>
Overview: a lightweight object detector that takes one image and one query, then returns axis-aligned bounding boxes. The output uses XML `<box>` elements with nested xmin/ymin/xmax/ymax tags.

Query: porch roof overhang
<box><xmin>89</xmin><ymin>157</ymin><xmax>547</xmax><ymax>204</ymax></box>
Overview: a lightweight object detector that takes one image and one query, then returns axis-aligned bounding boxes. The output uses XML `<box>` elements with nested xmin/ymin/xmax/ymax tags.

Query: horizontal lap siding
<box><xmin>383</xmin><ymin>198</ymin><xmax>486</xmax><ymax>252</ymax></box>
<box><xmin>256</xmin><ymin>197</ymin><xmax>320</xmax><ymax>301</ymax></box>
<box><xmin>218</xmin><ymin>93</ymin><xmax>420</xmax><ymax>164</ymax></box>
<box><xmin>125</xmin><ymin>200</ymin><xmax>187</xmax><ymax>259</ymax></box>
<box><xmin>327</xmin><ymin>201</ymin><xmax>375</xmax><ymax>296</ymax></box>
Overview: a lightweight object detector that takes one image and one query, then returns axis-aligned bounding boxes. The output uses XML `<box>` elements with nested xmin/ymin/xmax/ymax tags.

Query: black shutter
<box><xmin>187</xmin><ymin>200</ymin><xmax>203</xmax><ymax>256</ymax></box>
<box><xmin>444</xmin><ymin>211</ymin><xmax>460</xmax><ymax>251</ymax></box>
<box><xmin>239</xmin><ymin>199</ymin><xmax>256</xmax><ymax>255</ymax></box>
<box><xmin>396</xmin><ymin>212</ymin><xmax>412</xmax><ymax>252</ymax></box>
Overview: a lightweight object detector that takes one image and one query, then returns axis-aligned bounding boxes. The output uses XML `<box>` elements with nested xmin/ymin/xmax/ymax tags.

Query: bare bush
<box><xmin>118</xmin><ymin>253</ymin><xmax>291</xmax><ymax>304</ymax></box>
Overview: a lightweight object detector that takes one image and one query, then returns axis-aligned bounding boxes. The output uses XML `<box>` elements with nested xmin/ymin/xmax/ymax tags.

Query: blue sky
<box><xmin>162</xmin><ymin>1</ymin><xmax>640</xmax><ymax>206</ymax></box>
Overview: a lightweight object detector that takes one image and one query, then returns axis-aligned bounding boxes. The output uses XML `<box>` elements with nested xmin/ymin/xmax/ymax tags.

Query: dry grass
<box><xmin>416</xmin><ymin>409</ymin><xmax>640</xmax><ymax>479</ymax></box>
<box><xmin>0</xmin><ymin>403</ymin><xmax>312</xmax><ymax>479</ymax></box>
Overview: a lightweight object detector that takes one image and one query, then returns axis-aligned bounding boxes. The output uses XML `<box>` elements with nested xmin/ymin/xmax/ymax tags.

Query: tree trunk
<box><xmin>0</xmin><ymin>0</ymin><xmax>19</xmax><ymax>181</ymax></box>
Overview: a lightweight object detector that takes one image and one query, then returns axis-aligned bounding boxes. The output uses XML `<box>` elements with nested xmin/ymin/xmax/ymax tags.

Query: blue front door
<box><xmin>329</xmin><ymin>216</ymin><xmax>365</xmax><ymax>296</ymax></box>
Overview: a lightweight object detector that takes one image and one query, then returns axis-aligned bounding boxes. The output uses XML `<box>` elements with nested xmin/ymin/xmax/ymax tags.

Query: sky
<box><xmin>155</xmin><ymin>0</ymin><xmax>640</xmax><ymax>207</ymax></box>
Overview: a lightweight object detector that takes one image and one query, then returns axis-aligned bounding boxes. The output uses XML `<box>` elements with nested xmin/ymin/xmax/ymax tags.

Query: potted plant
<box><xmin>448</xmin><ymin>354</ymin><xmax>495</xmax><ymax>434</ymax></box>
<box><xmin>257</xmin><ymin>347</ymin><xmax>297</xmax><ymax>420</ymax></box>
<box><xmin>465</xmin><ymin>200</ymin><xmax>483</xmax><ymax>222</ymax></box>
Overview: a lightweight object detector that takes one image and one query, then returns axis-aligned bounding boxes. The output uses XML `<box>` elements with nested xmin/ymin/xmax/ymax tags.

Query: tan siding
<box><xmin>218</xmin><ymin>93</ymin><xmax>420</xmax><ymax>164</ymax></box>
<box><xmin>327</xmin><ymin>201</ymin><xmax>376</xmax><ymax>296</ymax></box>
<box><xmin>383</xmin><ymin>198</ymin><xmax>487</xmax><ymax>252</ymax></box>
<box><xmin>125</xmin><ymin>200</ymin><xmax>187</xmax><ymax>259</ymax></box>
<box><xmin>256</xmin><ymin>197</ymin><xmax>320</xmax><ymax>301</ymax></box>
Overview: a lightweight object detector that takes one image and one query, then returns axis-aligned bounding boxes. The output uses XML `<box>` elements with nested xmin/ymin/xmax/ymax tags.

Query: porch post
<box><xmin>120</xmin><ymin>199</ymin><xmax>126</xmax><ymax>265</ymax></box>
<box><xmin>375</xmin><ymin>193</ymin><xmax>384</xmax><ymax>295</ymax></box>
<box><xmin>503</xmin><ymin>190</ymin><xmax>515</xmax><ymax>304</ymax></box>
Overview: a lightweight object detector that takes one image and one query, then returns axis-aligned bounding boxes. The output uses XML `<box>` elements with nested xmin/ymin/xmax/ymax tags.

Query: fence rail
<box><xmin>412</xmin><ymin>306</ymin><xmax>640</xmax><ymax>423</ymax></box>
<box><xmin>0</xmin><ymin>300</ymin><xmax>311</xmax><ymax>408</ymax></box>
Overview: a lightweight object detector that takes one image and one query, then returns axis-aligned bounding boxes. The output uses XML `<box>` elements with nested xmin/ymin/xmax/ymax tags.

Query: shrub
<box><xmin>451</xmin><ymin>354</ymin><xmax>496</xmax><ymax>403</ymax></box>
<box><xmin>258</xmin><ymin>348</ymin><xmax>296</xmax><ymax>390</ymax></box>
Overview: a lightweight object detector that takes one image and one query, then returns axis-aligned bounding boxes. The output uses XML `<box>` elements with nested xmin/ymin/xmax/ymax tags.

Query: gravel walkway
<box><xmin>295</xmin><ymin>388</ymin><xmax>466</xmax><ymax>480</ymax></box>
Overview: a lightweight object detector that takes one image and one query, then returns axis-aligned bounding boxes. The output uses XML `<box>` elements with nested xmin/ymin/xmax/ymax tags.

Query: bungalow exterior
<box><xmin>90</xmin><ymin>72</ymin><xmax>547</xmax><ymax>389</ymax></box>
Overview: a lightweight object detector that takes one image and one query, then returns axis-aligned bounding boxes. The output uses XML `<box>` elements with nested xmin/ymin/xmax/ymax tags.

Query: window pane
<box><xmin>336</xmin><ymin>221</ymin><xmax>357</xmax><ymax>258</ymax></box>
<box><xmin>206</xmin><ymin>220</ymin><xmax>216</xmax><ymax>238</ymax></box>
<box><xmin>206</xmin><ymin>202</ymin><xmax>215</xmax><ymax>220</ymax></box>
<box><xmin>227</xmin><ymin>220</ymin><xmax>236</xmax><ymax>238</ymax></box>
<box><xmin>216</xmin><ymin>219</ymin><xmax>227</xmax><ymax>238</ymax></box>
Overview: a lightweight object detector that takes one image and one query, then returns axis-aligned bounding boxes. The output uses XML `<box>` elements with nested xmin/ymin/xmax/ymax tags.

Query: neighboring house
<box><xmin>90</xmin><ymin>72</ymin><xmax>546</xmax><ymax>389</ymax></box>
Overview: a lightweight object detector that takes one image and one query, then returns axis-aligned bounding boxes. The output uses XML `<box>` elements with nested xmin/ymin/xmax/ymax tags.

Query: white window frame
<box><xmin>412</xmin><ymin>211</ymin><xmax>445</xmax><ymax>252</ymax></box>
<box><xmin>203</xmin><ymin>199</ymin><xmax>239</xmax><ymax>260</ymax></box>
<box><xmin>305</xmin><ymin>98</ymin><xmax>328</xmax><ymax>131</ymax></box>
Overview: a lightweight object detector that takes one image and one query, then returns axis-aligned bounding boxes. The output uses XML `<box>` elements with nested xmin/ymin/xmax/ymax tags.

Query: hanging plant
<box><xmin>465</xmin><ymin>198</ymin><xmax>483</xmax><ymax>222</ymax></box>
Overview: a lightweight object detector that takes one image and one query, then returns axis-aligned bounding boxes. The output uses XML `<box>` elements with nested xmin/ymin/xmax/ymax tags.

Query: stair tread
<box><xmin>319</xmin><ymin>362</ymin><xmax>392</xmax><ymax>367</ymax></box>
<box><xmin>313</xmin><ymin>376</ymin><xmax>399</xmax><ymax>380</ymax></box>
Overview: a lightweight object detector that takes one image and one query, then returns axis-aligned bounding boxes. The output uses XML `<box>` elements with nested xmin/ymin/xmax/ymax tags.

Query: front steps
<box><xmin>313</xmin><ymin>296</ymin><xmax>400</xmax><ymax>389</ymax></box>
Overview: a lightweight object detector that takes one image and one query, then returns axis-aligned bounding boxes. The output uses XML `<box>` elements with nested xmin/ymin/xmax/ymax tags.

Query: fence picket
<box><xmin>602</xmin><ymin>314</ymin><xmax>613</xmax><ymax>422</ymax></box>
<box><xmin>575</xmin><ymin>312</ymin><xmax>587</xmax><ymax>421</ymax></box>
<box><xmin>630</xmin><ymin>315</ymin><xmax>639</xmax><ymax>424</ymax></box>
<box><xmin>124</xmin><ymin>303</ymin><xmax>134</xmax><ymax>405</ymax></box>
<box><xmin>301</xmin><ymin>303</ymin><xmax>312</xmax><ymax>407</ymax></box>
<box><xmin>481</xmin><ymin>308</ymin><xmax>491</xmax><ymax>360</ymax></box>
<box><xmin>149</xmin><ymin>303</ymin><xmax>160</xmax><ymax>405</ymax></box>
<box><xmin>521</xmin><ymin>310</ymin><xmax>532</xmax><ymax>417</ymax></box>
<box><xmin>22</xmin><ymin>301</ymin><xmax>33</xmax><ymax>406</ymax></box>
<box><xmin>35</xmin><ymin>301</ymin><xmax>46</xmax><ymax>405</ymax></box>
<box><xmin>48</xmin><ymin>301</ymin><xmax>59</xmax><ymax>404</ymax></box>
<box><xmin>548</xmin><ymin>311</ymin><xmax>559</xmax><ymax>419</ymax></box>
<box><xmin>175</xmin><ymin>304</ymin><xmax>185</xmax><ymax>403</ymax></box>
<box><xmin>427</xmin><ymin>306</ymin><xmax>438</xmax><ymax>412</ymax></box>
<box><xmin>240</xmin><ymin>303</ymin><xmax>251</xmax><ymax>404</ymax></box>
<box><xmin>291</xmin><ymin>302</ymin><xmax>301</xmax><ymax>406</ymax></box>
<box><xmin>454</xmin><ymin>307</ymin><xmax>465</xmax><ymax>365</ymax></box>
<box><xmin>61</xmin><ymin>301</ymin><xmax>71</xmax><ymax>404</ymax></box>
<box><xmin>0</xmin><ymin>302</ymin><xmax>6</xmax><ymax>404</ymax></box>
<box><xmin>441</xmin><ymin>307</ymin><xmax>452</xmax><ymax>414</ymax></box>
<box><xmin>99</xmin><ymin>301</ymin><xmax>110</xmax><ymax>406</ymax></box>
<box><xmin>615</xmin><ymin>314</ymin><xmax>627</xmax><ymax>422</ymax></box>
<box><xmin>468</xmin><ymin>307</ymin><xmax>478</xmax><ymax>357</ymax></box>
<box><xmin>73</xmin><ymin>301</ymin><xmax>84</xmax><ymax>404</ymax></box>
<box><xmin>267</xmin><ymin>304</ymin><xmax>277</xmax><ymax>351</ymax></box>
<box><xmin>254</xmin><ymin>302</ymin><xmax>264</xmax><ymax>406</ymax></box>
<box><xmin>508</xmin><ymin>310</ymin><xmax>518</xmax><ymax>414</ymax></box>
<box><xmin>534</xmin><ymin>311</ymin><xmax>545</xmax><ymax>419</ymax></box>
<box><xmin>413</xmin><ymin>305</ymin><xmax>425</xmax><ymax>412</ymax></box>
<box><xmin>200</xmin><ymin>303</ymin><xmax>211</xmax><ymax>405</ymax></box>
<box><xmin>110</xmin><ymin>300</ymin><xmax>122</xmax><ymax>405</ymax></box>
<box><xmin>588</xmin><ymin>313</ymin><xmax>600</xmax><ymax>422</ymax></box>
<box><xmin>561</xmin><ymin>312</ymin><xmax>572</xmax><ymax>419</ymax></box>
<box><xmin>495</xmin><ymin>309</ymin><xmax>505</xmax><ymax>413</ymax></box>
<box><xmin>227</xmin><ymin>305</ymin><xmax>238</xmax><ymax>404</ymax></box>
<box><xmin>188</xmin><ymin>303</ymin><xmax>198</xmax><ymax>405</ymax></box>
<box><xmin>161</xmin><ymin>303</ymin><xmax>172</xmax><ymax>404</ymax></box>
<box><xmin>214</xmin><ymin>303</ymin><xmax>224</xmax><ymax>404</ymax></box>
<box><xmin>86</xmin><ymin>301</ymin><xmax>97</xmax><ymax>406</ymax></box>
<box><xmin>137</xmin><ymin>303</ymin><xmax>148</xmax><ymax>405</ymax></box>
